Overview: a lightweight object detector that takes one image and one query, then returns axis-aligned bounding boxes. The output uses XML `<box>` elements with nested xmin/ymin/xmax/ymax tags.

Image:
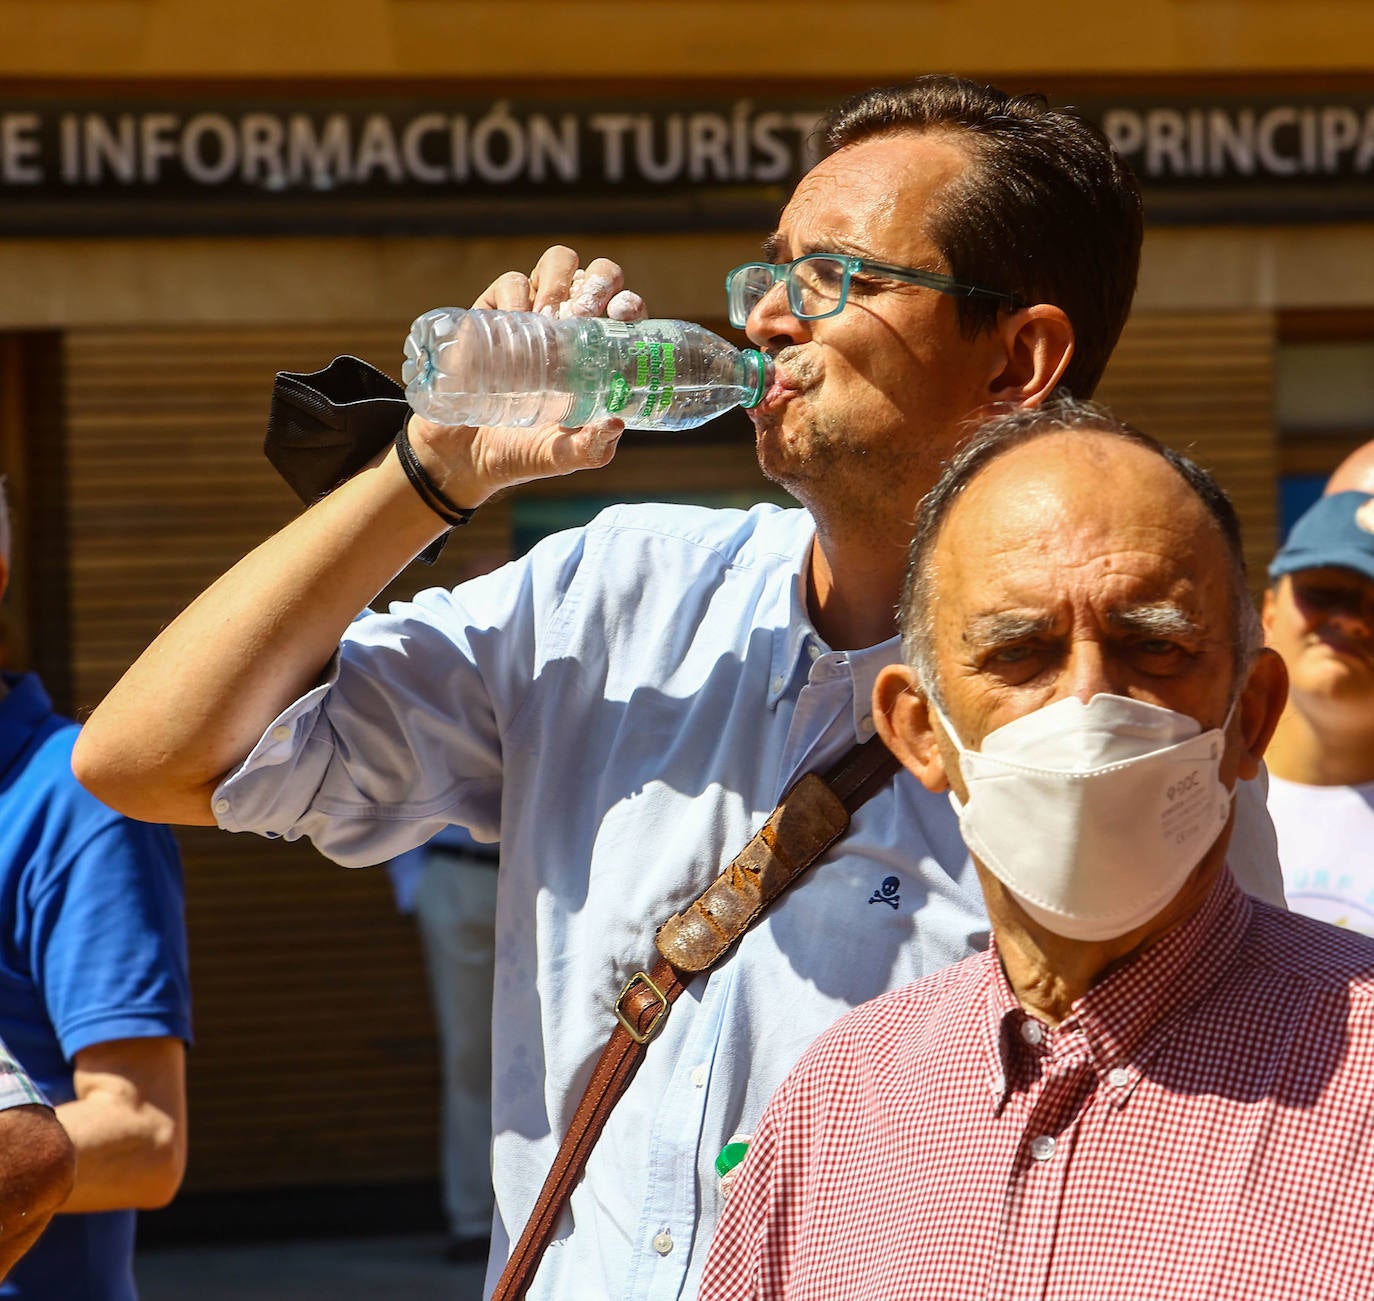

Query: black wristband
<box><xmin>393</xmin><ymin>424</ymin><xmax>479</xmax><ymax>529</ymax></box>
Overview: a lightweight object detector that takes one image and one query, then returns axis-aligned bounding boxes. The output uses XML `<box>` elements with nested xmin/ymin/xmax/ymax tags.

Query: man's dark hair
<box><xmin>821</xmin><ymin>76</ymin><xmax>1143</xmax><ymax>399</ymax></box>
<box><xmin>901</xmin><ymin>398</ymin><xmax>1261</xmax><ymax>700</ymax></box>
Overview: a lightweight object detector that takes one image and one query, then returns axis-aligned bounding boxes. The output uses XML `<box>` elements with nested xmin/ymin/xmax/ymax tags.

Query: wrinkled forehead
<box><xmin>933</xmin><ymin>436</ymin><xmax>1230</xmax><ymax>625</ymax></box>
<box><xmin>773</xmin><ymin>133</ymin><xmax>970</xmax><ymax>259</ymax></box>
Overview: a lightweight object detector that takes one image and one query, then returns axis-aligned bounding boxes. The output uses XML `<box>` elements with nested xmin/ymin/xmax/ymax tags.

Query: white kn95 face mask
<box><xmin>932</xmin><ymin>693</ymin><xmax>1236</xmax><ymax>942</ymax></box>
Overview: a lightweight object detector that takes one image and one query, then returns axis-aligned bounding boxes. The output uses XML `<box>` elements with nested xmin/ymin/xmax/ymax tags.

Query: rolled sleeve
<box><xmin>211</xmin><ymin>528</ymin><xmax>580</xmax><ymax>867</ymax></box>
<box><xmin>211</xmin><ymin>660</ymin><xmax>343</xmax><ymax>836</ymax></box>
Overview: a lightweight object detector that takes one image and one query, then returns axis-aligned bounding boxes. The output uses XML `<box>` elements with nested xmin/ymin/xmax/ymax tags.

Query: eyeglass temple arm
<box><xmin>863</xmin><ymin>258</ymin><xmax>1021</xmax><ymax>305</ymax></box>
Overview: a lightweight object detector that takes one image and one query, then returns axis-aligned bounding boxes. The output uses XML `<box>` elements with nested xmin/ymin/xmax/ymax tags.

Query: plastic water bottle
<box><xmin>402</xmin><ymin>308</ymin><xmax>772</xmax><ymax>432</ymax></box>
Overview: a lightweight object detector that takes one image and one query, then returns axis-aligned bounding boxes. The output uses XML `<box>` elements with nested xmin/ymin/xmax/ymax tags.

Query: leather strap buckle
<box><xmin>614</xmin><ymin>970</ymin><xmax>669</xmax><ymax>1045</ymax></box>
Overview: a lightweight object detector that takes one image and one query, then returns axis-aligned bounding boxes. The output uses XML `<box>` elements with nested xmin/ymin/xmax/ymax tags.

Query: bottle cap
<box><xmin>714</xmin><ymin>1140</ymin><xmax>750</xmax><ymax>1178</ymax></box>
<box><xmin>741</xmin><ymin>350</ymin><xmax>772</xmax><ymax>410</ymax></box>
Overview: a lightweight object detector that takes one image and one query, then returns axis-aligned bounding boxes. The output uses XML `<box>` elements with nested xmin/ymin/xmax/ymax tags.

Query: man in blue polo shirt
<box><xmin>0</xmin><ymin>482</ymin><xmax>192</xmax><ymax>1299</ymax></box>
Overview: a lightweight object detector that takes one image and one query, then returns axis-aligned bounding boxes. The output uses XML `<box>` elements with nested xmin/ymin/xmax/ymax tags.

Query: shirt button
<box><xmin>1030</xmin><ymin>1135</ymin><xmax>1056</xmax><ymax>1162</ymax></box>
<box><xmin>213</xmin><ymin>798</ymin><xmax>230</xmax><ymax>815</ymax></box>
<box><xmin>271</xmin><ymin>724</ymin><xmax>291</xmax><ymax>742</ymax></box>
<box><xmin>652</xmin><ymin>1231</ymin><xmax>674</xmax><ymax>1256</ymax></box>
<box><xmin>690</xmin><ymin>1065</ymin><xmax>707</xmax><ymax>1088</ymax></box>
<box><xmin>858</xmin><ymin>713</ymin><xmax>874</xmax><ymax>736</ymax></box>
<box><xmin>990</xmin><ymin>1073</ymin><xmax>1006</xmax><ymax>1096</ymax></box>
<box><xmin>1020</xmin><ymin>1020</ymin><xmax>1044</xmax><ymax>1046</ymax></box>
<box><xmin>770</xmin><ymin>675</ymin><xmax>785</xmax><ymax>693</ymax></box>
<box><xmin>1108</xmin><ymin>1067</ymin><xmax>1131</xmax><ymax>1089</ymax></box>
<box><xmin>807</xmin><ymin>641</ymin><xmax>821</xmax><ymax>660</ymax></box>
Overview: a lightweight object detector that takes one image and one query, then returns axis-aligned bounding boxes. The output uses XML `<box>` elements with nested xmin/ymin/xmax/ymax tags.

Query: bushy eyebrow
<box><xmin>961</xmin><ymin>612</ymin><xmax>1055</xmax><ymax>651</ymax></box>
<box><xmin>1106</xmin><ymin>603</ymin><xmax>1203</xmax><ymax>640</ymax></box>
<box><xmin>761</xmin><ymin>232</ymin><xmax>783</xmax><ymax>261</ymax></box>
<box><xmin>960</xmin><ymin>603</ymin><xmax>1202</xmax><ymax>651</ymax></box>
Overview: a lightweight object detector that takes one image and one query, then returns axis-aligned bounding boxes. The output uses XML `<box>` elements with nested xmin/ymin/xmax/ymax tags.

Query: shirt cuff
<box><xmin>210</xmin><ymin>650</ymin><xmax>343</xmax><ymax>833</ymax></box>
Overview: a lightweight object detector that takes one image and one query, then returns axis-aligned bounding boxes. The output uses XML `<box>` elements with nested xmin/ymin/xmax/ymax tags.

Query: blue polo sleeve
<box><xmin>25</xmin><ymin>767</ymin><xmax>192</xmax><ymax>1070</ymax></box>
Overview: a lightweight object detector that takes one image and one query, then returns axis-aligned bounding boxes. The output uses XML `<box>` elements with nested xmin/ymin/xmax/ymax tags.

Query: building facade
<box><xmin>2</xmin><ymin>0</ymin><xmax>1371</xmax><ymax>1212</ymax></box>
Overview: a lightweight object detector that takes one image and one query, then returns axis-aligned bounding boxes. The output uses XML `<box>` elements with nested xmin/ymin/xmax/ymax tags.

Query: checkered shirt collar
<box><xmin>980</xmin><ymin>869</ymin><xmax>1252</xmax><ymax>1112</ymax></box>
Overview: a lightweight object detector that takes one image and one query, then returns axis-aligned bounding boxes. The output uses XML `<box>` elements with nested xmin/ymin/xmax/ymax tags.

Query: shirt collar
<box><xmin>980</xmin><ymin>869</ymin><xmax>1252</xmax><ymax>1112</ymax></box>
<box><xmin>767</xmin><ymin>558</ymin><xmax>816</xmax><ymax>708</ymax></box>
<box><xmin>765</xmin><ymin>526</ymin><xmax>903</xmax><ymax>729</ymax></box>
<box><xmin>846</xmin><ymin>638</ymin><xmax>902</xmax><ymax>738</ymax></box>
<box><xmin>975</xmin><ymin>951</ymin><xmax>1017</xmax><ymax>1112</ymax></box>
<box><xmin>0</xmin><ymin>672</ymin><xmax>53</xmax><ymax>782</ymax></box>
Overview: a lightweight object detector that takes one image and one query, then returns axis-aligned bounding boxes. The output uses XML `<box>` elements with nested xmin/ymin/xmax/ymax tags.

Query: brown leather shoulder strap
<box><xmin>491</xmin><ymin>734</ymin><xmax>900</xmax><ymax>1300</ymax></box>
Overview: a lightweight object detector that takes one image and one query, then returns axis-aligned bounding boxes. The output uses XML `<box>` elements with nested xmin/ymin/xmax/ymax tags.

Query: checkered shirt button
<box><xmin>1030</xmin><ymin>1135</ymin><xmax>1057</xmax><ymax>1162</ymax></box>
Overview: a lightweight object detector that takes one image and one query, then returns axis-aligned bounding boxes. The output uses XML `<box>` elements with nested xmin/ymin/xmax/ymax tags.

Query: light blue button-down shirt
<box><xmin>212</xmin><ymin>500</ymin><xmax>1281</xmax><ymax>1299</ymax></box>
<box><xmin>214</xmin><ymin>501</ymin><xmax>986</xmax><ymax>1299</ymax></box>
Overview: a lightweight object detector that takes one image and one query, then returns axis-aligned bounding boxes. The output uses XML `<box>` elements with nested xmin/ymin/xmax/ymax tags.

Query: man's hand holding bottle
<box><xmin>404</xmin><ymin>245</ymin><xmax>648</xmax><ymax>511</ymax></box>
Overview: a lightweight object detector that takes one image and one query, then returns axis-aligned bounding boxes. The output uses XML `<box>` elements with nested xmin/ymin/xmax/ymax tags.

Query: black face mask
<box><xmin>263</xmin><ymin>355</ymin><xmax>446</xmax><ymax>565</ymax></box>
<box><xmin>265</xmin><ymin>354</ymin><xmax>408</xmax><ymax>503</ymax></box>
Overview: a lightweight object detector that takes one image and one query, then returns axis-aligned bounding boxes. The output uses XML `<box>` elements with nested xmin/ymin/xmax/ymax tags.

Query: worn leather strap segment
<box><xmin>491</xmin><ymin>953</ymin><xmax>685</xmax><ymax>1301</ymax></box>
<box><xmin>490</xmin><ymin>733</ymin><xmax>900</xmax><ymax>1300</ymax></box>
<box><xmin>656</xmin><ymin>773</ymin><xmax>849</xmax><ymax>973</ymax></box>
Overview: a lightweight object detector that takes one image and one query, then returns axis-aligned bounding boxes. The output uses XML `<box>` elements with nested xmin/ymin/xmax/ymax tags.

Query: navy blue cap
<box><xmin>1269</xmin><ymin>491</ymin><xmax>1374</xmax><ymax>584</ymax></box>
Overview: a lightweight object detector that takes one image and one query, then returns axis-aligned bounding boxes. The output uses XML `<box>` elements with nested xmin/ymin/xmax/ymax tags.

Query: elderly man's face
<box><xmin>1262</xmin><ymin>567</ymin><xmax>1374</xmax><ymax>720</ymax></box>
<box><xmin>925</xmin><ymin>433</ymin><xmax>1247</xmax><ymax>797</ymax></box>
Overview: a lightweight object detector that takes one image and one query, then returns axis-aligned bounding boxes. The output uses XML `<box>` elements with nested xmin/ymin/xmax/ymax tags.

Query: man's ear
<box><xmin>1235</xmin><ymin>647</ymin><xmax>1288</xmax><ymax>781</ymax></box>
<box><xmin>987</xmin><ymin>304</ymin><xmax>1074</xmax><ymax>408</ymax></box>
<box><xmin>873</xmin><ymin>664</ymin><xmax>950</xmax><ymax>793</ymax></box>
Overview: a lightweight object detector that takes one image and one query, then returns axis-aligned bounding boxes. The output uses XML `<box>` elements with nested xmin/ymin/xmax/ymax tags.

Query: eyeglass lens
<box><xmin>730</xmin><ymin>256</ymin><xmax>848</xmax><ymax>327</ymax></box>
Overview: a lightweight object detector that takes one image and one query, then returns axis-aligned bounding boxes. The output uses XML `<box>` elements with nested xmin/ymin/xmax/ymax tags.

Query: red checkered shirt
<box><xmin>700</xmin><ymin>871</ymin><xmax>1374</xmax><ymax>1300</ymax></box>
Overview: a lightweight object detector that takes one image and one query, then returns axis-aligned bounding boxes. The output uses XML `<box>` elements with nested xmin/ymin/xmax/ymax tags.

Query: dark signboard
<box><xmin>0</xmin><ymin>91</ymin><xmax>1371</xmax><ymax>235</ymax></box>
<box><xmin>1080</xmin><ymin>92</ymin><xmax>1374</xmax><ymax>222</ymax></box>
<box><xmin>0</xmin><ymin>98</ymin><xmax>827</xmax><ymax>235</ymax></box>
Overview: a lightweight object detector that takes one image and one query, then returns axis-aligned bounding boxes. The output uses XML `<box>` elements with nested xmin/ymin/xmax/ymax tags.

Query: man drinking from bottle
<box><xmin>74</xmin><ymin>75</ymin><xmax>1283</xmax><ymax>1299</ymax></box>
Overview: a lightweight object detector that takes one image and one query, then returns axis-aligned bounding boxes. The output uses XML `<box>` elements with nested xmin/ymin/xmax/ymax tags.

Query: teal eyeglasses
<box><xmin>726</xmin><ymin>252</ymin><xmax>1020</xmax><ymax>329</ymax></box>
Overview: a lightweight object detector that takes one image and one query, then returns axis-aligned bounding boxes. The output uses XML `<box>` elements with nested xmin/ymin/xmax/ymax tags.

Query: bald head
<box><xmin>900</xmin><ymin>400</ymin><xmax>1261</xmax><ymax>703</ymax></box>
<box><xmin>1326</xmin><ymin>441</ymin><xmax>1374</xmax><ymax>496</ymax></box>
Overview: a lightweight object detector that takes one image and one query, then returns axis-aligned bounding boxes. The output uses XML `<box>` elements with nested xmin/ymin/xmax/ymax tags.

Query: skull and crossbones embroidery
<box><xmin>868</xmin><ymin>875</ymin><xmax>901</xmax><ymax>909</ymax></box>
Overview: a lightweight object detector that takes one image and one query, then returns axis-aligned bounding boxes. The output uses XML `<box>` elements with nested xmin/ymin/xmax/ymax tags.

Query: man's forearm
<box><xmin>54</xmin><ymin>1040</ymin><xmax>188</xmax><ymax>1215</ymax></box>
<box><xmin>73</xmin><ymin>249</ymin><xmax>638</xmax><ymax>827</ymax></box>
<box><xmin>55</xmin><ymin>1088</ymin><xmax>183</xmax><ymax>1213</ymax></box>
<box><xmin>0</xmin><ymin>1106</ymin><xmax>76</xmax><ymax>1279</ymax></box>
<box><xmin>72</xmin><ymin>444</ymin><xmax>450</xmax><ymax>825</ymax></box>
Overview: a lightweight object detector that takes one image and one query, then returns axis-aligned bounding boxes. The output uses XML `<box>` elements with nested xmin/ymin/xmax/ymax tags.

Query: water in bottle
<box><xmin>402</xmin><ymin>308</ymin><xmax>772</xmax><ymax>432</ymax></box>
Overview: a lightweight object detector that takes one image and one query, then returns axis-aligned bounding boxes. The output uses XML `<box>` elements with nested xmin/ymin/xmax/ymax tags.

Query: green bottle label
<box><xmin>655</xmin><ymin>342</ymin><xmax>677</xmax><ymax>418</ymax></box>
<box><xmin>606</xmin><ymin>373</ymin><xmax>631</xmax><ymax>413</ymax></box>
<box><xmin>623</xmin><ymin>339</ymin><xmax>679</xmax><ymax>422</ymax></box>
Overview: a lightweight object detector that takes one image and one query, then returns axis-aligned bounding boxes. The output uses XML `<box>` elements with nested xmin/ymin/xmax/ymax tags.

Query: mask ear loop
<box><xmin>925</xmin><ymin>695</ymin><xmax>973</xmax><ymax>758</ymax></box>
<box><xmin>1211</xmin><ymin>691</ymin><xmax>1244</xmax><ymax>798</ymax></box>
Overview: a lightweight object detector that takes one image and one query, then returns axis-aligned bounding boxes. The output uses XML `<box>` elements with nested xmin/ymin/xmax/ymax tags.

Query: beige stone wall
<box><xmin>0</xmin><ymin>233</ymin><xmax>759</xmax><ymax>329</ymax></box>
<box><xmin>1</xmin><ymin>223</ymin><xmax>1373</xmax><ymax>331</ymax></box>
<box><xmin>4</xmin><ymin>0</ymin><xmax>1374</xmax><ymax>78</ymax></box>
